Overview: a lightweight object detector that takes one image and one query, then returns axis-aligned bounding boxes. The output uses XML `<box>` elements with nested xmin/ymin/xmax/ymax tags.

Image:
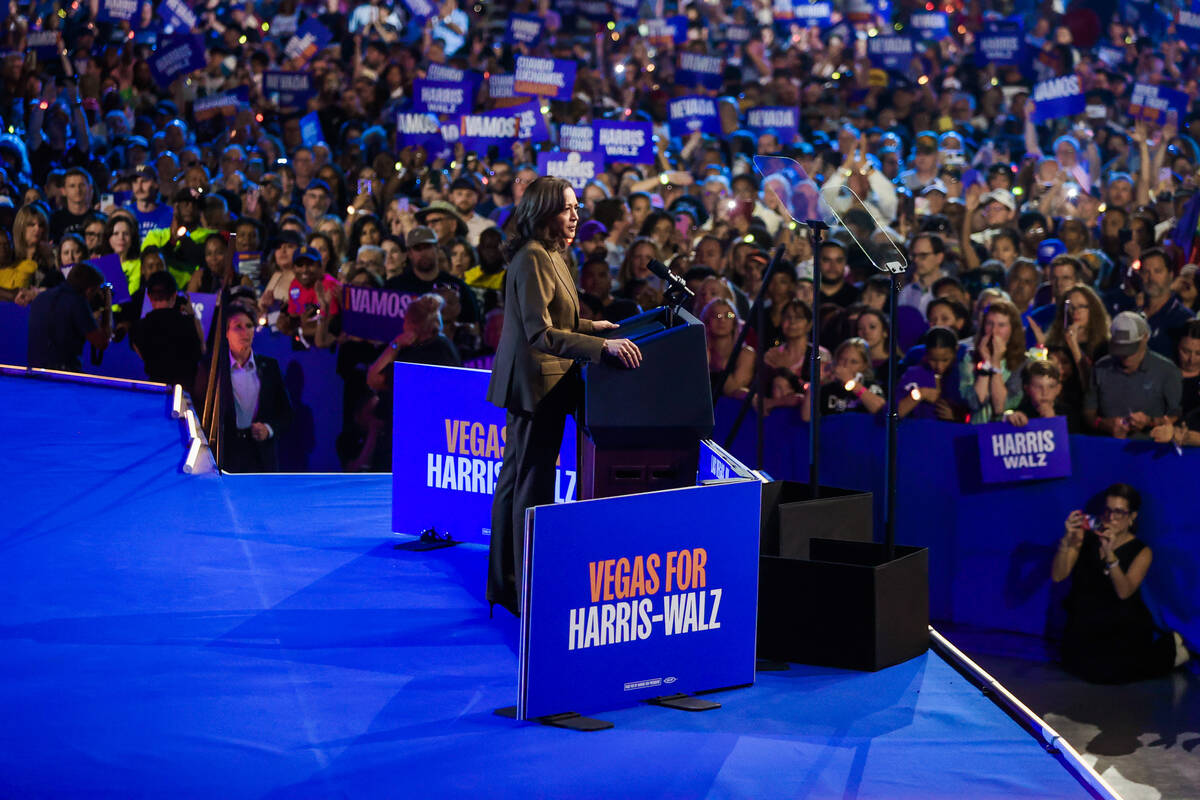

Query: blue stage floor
<box><xmin>0</xmin><ymin>375</ymin><xmax>1099</xmax><ymax>798</ymax></box>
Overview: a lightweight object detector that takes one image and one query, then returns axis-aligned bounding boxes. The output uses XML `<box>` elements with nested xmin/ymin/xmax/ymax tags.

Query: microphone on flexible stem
<box><xmin>647</xmin><ymin>259</ymin><xmax>694</xmax><ymax>297</ymax></box>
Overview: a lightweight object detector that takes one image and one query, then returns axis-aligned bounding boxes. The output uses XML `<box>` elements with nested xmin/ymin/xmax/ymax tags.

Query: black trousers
<box><xmin>487</xmin><ymin>372</ymin><xmax>579</xmax><ymax>616</ymax></box>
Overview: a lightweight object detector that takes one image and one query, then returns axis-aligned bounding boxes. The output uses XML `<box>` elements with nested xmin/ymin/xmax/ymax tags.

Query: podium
<box><xmin>580</xmin><ymin>306</ymin><xmax>714</xmax><ymax>499</ymax></box>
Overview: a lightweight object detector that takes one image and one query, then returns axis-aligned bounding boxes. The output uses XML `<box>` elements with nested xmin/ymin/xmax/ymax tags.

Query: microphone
<box><xmin>647</xmin><ymin>259</ymin><xmax>694</xmax><ymax>297</ymax></box>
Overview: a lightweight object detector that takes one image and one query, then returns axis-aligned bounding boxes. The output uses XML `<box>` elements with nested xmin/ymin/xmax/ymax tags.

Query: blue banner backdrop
<box><xmin>519</xmin><ymin>479</ymin><xmax>761</xmax><ymax>719</ymax></box>
<box><xmin>712</xmin><ymin>398</ymin><xmax>1200</xmax><ymax>649</ymax></box>
<box><xmin>391</xmin><ymin>363</ymin><xmax>576</xmax><ymax>543</ymax></box>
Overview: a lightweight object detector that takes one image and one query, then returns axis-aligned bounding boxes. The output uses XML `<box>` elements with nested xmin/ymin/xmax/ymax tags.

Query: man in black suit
<box><xmin>220</xmin><ymin>304</ymin><xmax>293</xmax><ymax>473</ymax></box>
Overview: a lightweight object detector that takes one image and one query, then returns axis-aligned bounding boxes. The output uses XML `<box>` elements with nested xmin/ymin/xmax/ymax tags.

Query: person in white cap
<box><xmin>1083</xmin><ymin>311</ymin><xmax>1182</xmax><ymax>438</ymax></box>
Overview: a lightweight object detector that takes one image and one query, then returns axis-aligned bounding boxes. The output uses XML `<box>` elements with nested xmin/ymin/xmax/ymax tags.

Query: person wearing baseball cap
<box><xmin>385</xmin><ymin>225</ymin><xmax>482</xmax><ymax>329</ymax></box>
<box><xmin>130</xmin><ymin>163</ymin><xmax>172</xmax><ymax>240</ymax></box>
<box><xmin>282</xmin><ymin>246</ymin><xmax>341</xmax><ymax>342</ymax></box>
<box><xmin>447</xmin><ymin>177</ymin><xmax>497</xmax><ymax>246</ymax></box>
<box><xmin>1083</xmin><ymin>311</ymin><xmax>1182</xmax><ymax>438</ymax></box>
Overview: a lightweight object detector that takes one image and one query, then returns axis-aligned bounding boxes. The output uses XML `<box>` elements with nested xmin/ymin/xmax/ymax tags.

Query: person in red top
<box><xmin>282</xmin><ymin>247</ymin><xmax>341</xmax><ymax>341</ymax></box>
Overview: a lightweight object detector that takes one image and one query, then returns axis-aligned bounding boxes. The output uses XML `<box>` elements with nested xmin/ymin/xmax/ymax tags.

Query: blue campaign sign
<box><xmin>395</xmin><ymin>109</ymin><xmax>446</xmax><ymax>154</ymax></box>
<box><xmin>867</xmin><ymin>35</ymin><xmax>913</xmax><ymax>71</ymax></box>
<box><xmin>263</xmin><ymin>70</ymin><xmax>314</xmax><ymax>110</ymax></box>
<box><xmin>97</xmin><ymin>0</ymin><xmax>140</xmax><ymax>23</ymax></box>
<box><xmin>1095</xmin><ymin>44</ymin><xmax>1124</xmax><ymax>67</ymax></box>
<box><xmin>977</xmin><ymin>417</ymin><xmax>1072</xmax><ymax>483</ymax></box>
<box><xmin>391</xmin><ymin>363</ymin><xmax>576</xmax><ymax>544</ymax></box>
<box><xmin>402</xmin><ymin>0</ymin><xmax>437</xmax><ymax>20</ymax></box>
<box><xmin>148</xmin><ymin>34</ymin><xmax>206</xmax><ymax>88</ymax></box>
<box><xmin>676</xmin><ymin>52</ymin><xmax>725</xmax><ymax>91</ymax></box>
<box><xmin>668</xmin><ymin>96</ymin><xmax>721</xmax><ymax>138</ymax></box>
<box><xmin>26</xmin><ymin>30</ymin><xmax>59</xmax><ymax>57</ymax></box>
<box><xmin>488</xmin><ymin>73</ymin><xmax>516</xmax><ymax>99</ymax></box>
<box><xmin>88</xmin><ymin>254</ymin><xmax>131</xmax><ymax>304</ymax></box>
<box><xmin>595</xmin><ymin>120</ymin><xmax>655</xmax><ymax>164</ymax></box>
<box><xmin>513</xmin><ymin>56</ymin><xmax>577</xmax><ymax>101</ymax></box>
<box><xmin>1032</xmin><ymin>74</ymin><xmax>1085</xmax><ymax>123</ymax></box>
<box><xmin>284</xmin><ymin>18</ymin><xmax>333</xmax><ymax>65</ymax></box>
<box><xmin>193</xmin><ymin>89</ymin><xmax>246</xmax><ymax>121</ymax></box>
<box><xmin>791</xmin><ymin>1</ymin><xmax>833</xmax><ymax>27</ymax></box>
<box><xmin>746</xmin><ymin>106</ymin><xmax>799</xmax><ymax>144</ymax></box>
<box><xmin>459</xmin><ymin>113</ymin><xmax>522</xmax><ymax>153</ymax></box>
<box><xmin>577</xmin><ymin>0</ymin><xmax>610</xmax><ymax>22</ymax></box>
<box><xmin>299</xmin><ymin>111</ymin><xmax>323</xmax><ymax>146</ymax></box>
<box><xmin>1129</xmin><ymin>82</ymin><xmax>1189</xmax><ymax>126</ymax></box>
<box><xmin>488</xmin><ymin>99</ymin><xmax>550</xmax><ymax>145</ymax></box>
<box><xmin>645</xmin><ymin>16</ymin><xmax>688</xmax><ymax>47</ymax></box>
<box><xmin>518</xmin><ymin>480</ymin><xmax>761</xmax><ymax>719</ymax></box>
<box><xmin>537</xmin><ymin>151</ymin><xmax>605</xmax><ymax>191</ymax></box>
<box><xmin>559</xmin><ymin>123</ymin><xmax>595</xmax><ymax>153</ymax></box>
<box><xmin>723</xmin><ymin>24</ymin><xmax>753</xmax><ymax>48</ymax></box>
<box><xmin>1178</xmin><ymin>8</ymin><xmax>1200</xmax><ymax>47</ymax></box>
<box><xmin>506</xmin><ymin>13</ymin><xmax>544</xmax><ymax>46</ymax></box>
<box><xmin>412</xmin><ymin>78</ymin><xmax>474</xmax><ymax>116</ymax></box>
<box><xmin>158</xmin><ymin>0</ymin><xmax>197</xmax><ymax>31</ymax></box>
<box><xmin>976</xmin><ymin>21</ymin><xmax>1024</xmax><ymax>66</ymax></box>
<box><xmin>611</xmin><ymin>0</ymin><xmax>640</xmax><ymax>18</ymax></box>
<box><xmin>909</xmin><ymin>11</ymin><xmax>949</xmax><ymax>40</ymax></box>
<box><xmin>341</xmin><ymin>285</ymin><xmax>419</xmax><ymax>342</ymax></box>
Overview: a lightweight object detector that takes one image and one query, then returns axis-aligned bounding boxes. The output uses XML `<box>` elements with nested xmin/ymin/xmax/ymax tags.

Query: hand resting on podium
<box><xmin>596</xmin><ymin>320</ymin><xmax>642</xmax><ymax>368</ymax></box>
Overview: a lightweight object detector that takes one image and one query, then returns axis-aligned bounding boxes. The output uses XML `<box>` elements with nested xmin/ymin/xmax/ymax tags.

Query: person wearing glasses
<box><xmin>1054</xmin><ymin>484</ymin><xmax>1190</xmax><ymax>683</ymax></box>
<box><xmin>486</xmin><ymin>176</ymin><xmax>641</xmax><ymax>618</ymax></box>
<box><xmin>899</xmin><ymin>232</ymin><xmax>948</xmax><ymax>317</ymax></box>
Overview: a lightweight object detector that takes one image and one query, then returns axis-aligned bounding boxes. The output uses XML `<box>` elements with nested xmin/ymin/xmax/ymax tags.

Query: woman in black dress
<box><xmin>1053</xmin><ymin>484</ymin><xmax>1190</xmax><ymax>683</ymax></box>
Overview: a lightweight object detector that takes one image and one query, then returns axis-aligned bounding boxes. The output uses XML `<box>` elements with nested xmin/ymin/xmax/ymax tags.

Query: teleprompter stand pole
<box><xmin>805</xmin><ymin>220</ymin><xmax>829</xmax><ymax>498</ymax></box>
<box><xmin>884</xmin><ymin>269</ymin><xmax>900</xmax><ymax>562</ymax></box>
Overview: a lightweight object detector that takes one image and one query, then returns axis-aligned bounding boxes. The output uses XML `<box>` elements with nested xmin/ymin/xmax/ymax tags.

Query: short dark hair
<box><xmin>1022</xmin><ymin>358</ymin><xmax>1061</xmax><ymax>385</ymax></box>
<box><xmin>1182</xmin><ymin>319</ymin><xmax>1200</xmax><ymax>341</ymax></box>
<box><xmin>1139</xmin><ymin>247</ymin><xmax>1173</xmax><ymax>275</ymax></box>
<box><xmin>863</xmin><ymin>274</ymin><xmax>891</xmax><ymax>295</ymax></box>
<box><xmin>911</xmin><ymin>232</ymin><xmax>945</xmax><ymax>255</ymax></box>
<box><xmin>145</xmin><ymin>271</ymin><xmax>177</xmax><ymax>302</ymax></box>
<box><xmin>66</xmin><ymin>261</ymin><xmax>104</xmax><ymax>292</ymax></box>
<box><xmin>931</xmin><ymin>276</ymin><xmax>963</xmax><ymax>296</ymax></box>
<box><xmin>1104</xmin><ymin>483</ymin><xmax>1142</xmax><ymax>515</ymax></box>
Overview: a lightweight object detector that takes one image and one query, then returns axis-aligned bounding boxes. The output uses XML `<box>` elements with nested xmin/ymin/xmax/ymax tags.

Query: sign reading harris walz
<box><xmin>976</xmin><ymin>417</ymin><xmax>1072</xmax><ymax>484</ymax></box>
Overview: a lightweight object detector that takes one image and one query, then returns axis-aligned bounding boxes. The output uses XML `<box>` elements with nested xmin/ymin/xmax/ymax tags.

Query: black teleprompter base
<box><xmin>493</xmin><ymin>706</ymin><xmax>613</xmax><ymax>731</ymax></box>
<box><xmin>645</xmin><ymin>693</ymin><xmax>721</xmax><ymax>712</ymax></box>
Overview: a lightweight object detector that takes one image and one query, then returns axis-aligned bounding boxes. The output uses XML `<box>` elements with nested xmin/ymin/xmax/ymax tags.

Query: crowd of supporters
<box><xmin>4</xmin><ymin>0</ymin><xmax>1200</xmax><ymax>471</ymax></box>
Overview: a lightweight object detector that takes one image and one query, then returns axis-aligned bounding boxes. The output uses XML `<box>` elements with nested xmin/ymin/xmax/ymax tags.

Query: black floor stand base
<box><xmin>394</xmin><ymin>528</ymin><xmax>458</xmax><ymax>551</ymax></box>
<box><xmin>493</xmin><ymin>706</ymin><xmax>613</xmax><ymax>731</ymax></box>
<box><xmin>645</xmin><ymin>693</ymin><xmax>721</xmax><ymax>711</ymax></box>
<box><xmin>756</xmin><ymin>658</ymin><xmax>790</xmax><ymax>672</ymax></box>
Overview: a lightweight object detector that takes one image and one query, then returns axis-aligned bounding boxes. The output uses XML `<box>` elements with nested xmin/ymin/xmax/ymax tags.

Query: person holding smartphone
<box><xmin>1053</xmin><ymin>485</ymin><xmax>1190</xmax><ymax>683</ymax></box>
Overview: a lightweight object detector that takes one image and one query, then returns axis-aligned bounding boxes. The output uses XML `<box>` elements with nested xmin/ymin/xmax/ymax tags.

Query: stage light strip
<box><xmin>0</xmin><ymin>363</ymin><xmax>170</xmax><ymax>393</ymax></box>
<box><xmin>928</xmin><ymin>626</ymin><xmax>1122</xmax><ymax>800</ymax></box>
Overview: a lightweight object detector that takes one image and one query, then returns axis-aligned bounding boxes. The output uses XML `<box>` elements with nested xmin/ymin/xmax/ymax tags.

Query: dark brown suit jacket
<box><xmin>486</xmin><ymin>240</ymin><xmax>604</xmax><ymax>412</ymax></box>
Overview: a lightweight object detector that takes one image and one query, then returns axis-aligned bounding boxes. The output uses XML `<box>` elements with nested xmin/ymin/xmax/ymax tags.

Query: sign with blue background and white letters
<box><xmin>977</xmin><ymin>417</ymin><xmax>1072</xmax><ymax>483</ymax></box>
<box><xmin>391</xmin><ymin>363</ymin><xmax>576</xmax><ymax>544</ymax></box>
<box><xmin>1032</xmin><ymin>75</ymin><xmax>1085</xmax><ymax>123</ymax></box>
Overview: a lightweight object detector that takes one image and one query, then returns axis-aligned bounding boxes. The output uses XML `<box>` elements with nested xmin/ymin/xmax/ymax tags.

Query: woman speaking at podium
<box><xmin>486</xmin><ymin>176</ymin><xmax>642</xmax><ymax>617</ymax></box>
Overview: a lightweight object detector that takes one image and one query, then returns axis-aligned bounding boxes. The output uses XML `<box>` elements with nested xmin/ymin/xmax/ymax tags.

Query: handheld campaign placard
<box><xmin>148</xmin><ymin>35</ymin><xmax>206</xmax><ymax>88</ymax></box>
<box><xmin>1129</xmin><ymin>83</ymin><xmax>1188</xmax><ymax>126</ymax></box>
<box><xmin>867</xmin><ymin>35</ymin><xmax>913</xmax><ymax>71</ymax></box>
<box><xmin>667</xmin><ymin>96</ymin><xmax>721</xmax><ymax>138</ymax></box>
<box><xmin>391</xmin><ymin>363</ymin><xmax>576</xmax><ymax>544</ymax></box>
<box><xmin>518</xmin><ymin>480</ymin><xmax>761</xmax><ymax>720</ymax></box>
<box><xmin>537</xmin><ymin>151</ymin><xmax>605</xmax><ymax>191</ymax></box>
<box><xmin>1032</xmin><ymin>75</ymin><xmax>1085</xmax><ymax>124</ymax></box>
<box><xmin>976</xmin><ymin>417</ymin><xmax>1072</xmax><ymax>483</ymax></box>
<box><xmin>513</xmin><ymin>56</ymin><xmax>577</xmax><ymax>101</ymax></box>
<box><xmin>341</xmin><ymin>285</ymin><xmax>419</xmax><ymax>342</ymax></box>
